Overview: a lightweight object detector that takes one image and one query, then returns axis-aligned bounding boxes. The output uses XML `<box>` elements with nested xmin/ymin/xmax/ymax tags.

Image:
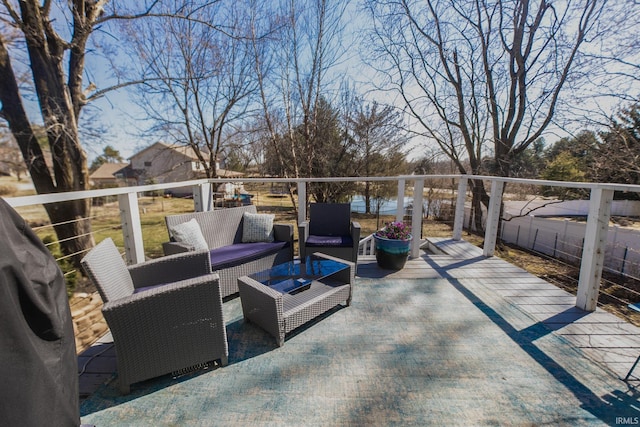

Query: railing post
<box><xmin>453</xmin><ymin>177</ymin><xmax>467</xmax><ymax>240</ymax></box>
<box><xmin>396</xmin><ymin>179</ymin><xmax>405</xmax><ymax>222</ymax></box>
<box><xmin>118</xmin><ymin>192</ymin><xmax>145</xmax><ymax>264</ymax></box>
<box><xmin>576</xmin><ymin>188</ymin><xmax>614</xmax><ymax>311</ymax></box>
<box><xmin>193</xmin><ymin>183</ymin><xmax>213</xmax><ymax>212</ymax></box>
<box><xmin>297</xmin><ymin>181</ymin><xmax>306</xmax><ymax>225</ymax></box>
<box><xmin>410</xmin><ymin>178</ymin><xmax>424</xmax><ymax>258</ymax></box>
<box><xmin>483</xmin><ymin>180</ymin><xmax>504</xmax><ymax>257</ymax></box>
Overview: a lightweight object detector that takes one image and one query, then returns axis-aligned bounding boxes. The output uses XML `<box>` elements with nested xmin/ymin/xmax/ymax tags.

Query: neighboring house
<box><xmin>129</xmin><ymin>141</ymin><xmax>244</xmax><ymax>195</ymax></box>
<box><xmin>89</xmin><ymin>163</ymin><xmax>135</xmax><ymax>188</ymax></box>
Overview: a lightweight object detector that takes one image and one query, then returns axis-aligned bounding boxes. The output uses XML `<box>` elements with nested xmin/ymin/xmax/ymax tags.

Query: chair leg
<box><xmin>624</xmin><ymin>354</ymin><xmax>640</xmax><ymax>381</ymax></box>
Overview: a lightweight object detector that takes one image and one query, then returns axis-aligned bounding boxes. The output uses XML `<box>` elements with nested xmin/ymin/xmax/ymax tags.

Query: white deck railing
<box><xmin>358</xmin><ymin>234</ymin><xmax>377</xmax><ymax>257</ymax></box>
<box><xmin>6</xmin><ymin>174</ymin><xmax>640</xmax><ymax>312</ymax></box>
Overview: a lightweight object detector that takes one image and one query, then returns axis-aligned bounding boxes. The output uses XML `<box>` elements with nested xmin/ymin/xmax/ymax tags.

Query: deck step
<box><xmin>425</xmin><ymin>237</ymin><xmax>485</xmax><ymax>258</ymax></box>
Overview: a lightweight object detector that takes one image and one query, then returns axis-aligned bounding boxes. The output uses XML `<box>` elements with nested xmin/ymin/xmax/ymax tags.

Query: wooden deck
<box><xmin>359</xmin><ymin>237</ymin><xmax>640</xmax><ymax>381</ymax></box>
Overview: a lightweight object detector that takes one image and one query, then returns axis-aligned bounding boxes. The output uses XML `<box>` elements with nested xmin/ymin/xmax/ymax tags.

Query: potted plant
<box><xmin>373</xmin><ymin>221</ymin><xmax>413</xmax><ymax>270</ymax></box>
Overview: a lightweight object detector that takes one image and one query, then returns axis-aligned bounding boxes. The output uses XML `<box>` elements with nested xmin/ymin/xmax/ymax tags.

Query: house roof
<box><xmin>129</xmin><ymin>141</ymin><xmax>244</xmax><ymax>177</ymax></box>
<box><xmin>129</xmin><ymin>141</ymin><xmax>212</xmax><ymax>161</ymax></box>
<box><xmin>89</xmin><ymin>163</ymin><xmax>130</xmax><ymax>179</ymax></box>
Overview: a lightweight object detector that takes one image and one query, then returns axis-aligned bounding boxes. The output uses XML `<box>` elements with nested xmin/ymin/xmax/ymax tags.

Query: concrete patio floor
<box><xmin>78</xmin><ymin>240</ymin><xmax>640</xmax><ymax>426</ymax></box>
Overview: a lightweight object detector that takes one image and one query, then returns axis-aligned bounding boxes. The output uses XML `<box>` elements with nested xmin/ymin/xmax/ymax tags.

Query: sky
<box><xmin>81</xmin><ymin>0</ymin><xmax>378</xmax><ymax>164</ymax></box>
<box><xmin>11</xmin><ymin>1</ymin><xmax>640</xmax><ymax>165</ymax></box>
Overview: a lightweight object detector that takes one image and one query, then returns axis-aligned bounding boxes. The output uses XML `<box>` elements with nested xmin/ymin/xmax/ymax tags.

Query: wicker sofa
<box><xmin>163</xmin><ymin>205</ymin><xmax>294</xmax><ymax>298</ymax></box>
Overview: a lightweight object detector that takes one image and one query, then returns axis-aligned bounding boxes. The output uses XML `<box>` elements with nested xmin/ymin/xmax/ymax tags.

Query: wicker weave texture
<box><xmin>165</xmin><ymin>205</ymin><xmax>256</xmax><ymax>249</ymax></box>
<box><xmin>238</xmin><ymin>254</ymin><xmax>354</xmax><ymax>346</ymax></box>
<box><xmin>282</xmin><ymin>283</ymin><xmax>351</xmax><ymax>334</ymax></box>
<box><xmin>81</xmin><ymin>238</ymin><xmax>228</xmax><ymax>394</ymax></box>
<box><xmin>164</xmin><ymin>206</ymin><xmax>294</xmax><ymax>298</ymax></box>
<box><xmin>298</xmin><ymin>203</ymin><xmax>361</xmax><ymax>263</ymax></box>
<box><xmin>81</xmin><ymin>239</ymin><xmax>135</xmax><ymax>302</ymax></box>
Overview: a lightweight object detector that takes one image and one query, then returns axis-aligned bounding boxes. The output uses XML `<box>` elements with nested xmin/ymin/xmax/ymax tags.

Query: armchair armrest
<box><xmin>297</xmin><ymin>221</ymin><xmax>309</xmax><ymax>241</ymax></box>
<box><xmin>297</xmin><ymin>221</ymin><xmax>309</xmax><ymax>258</ymax></box>
<box><xmin>129</xmin><ymin>250</ymin><xmax>212</xmax><ymax>288</ymax></box>
<box><xmin>351</xmin><ymin>221</ymin><xmax>361</xmax><ymax>242</ymax></box>
<box><xmin>273</xmin><ymin>223</ymin><xmax>294</xmax><ymax>242</ymax></box>
<box><xmin>162</xmin><ymin>241</ymin><xmax>194</xmax><ymax>255</ymax></box>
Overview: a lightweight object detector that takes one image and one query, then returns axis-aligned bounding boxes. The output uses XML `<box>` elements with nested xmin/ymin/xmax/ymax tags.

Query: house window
<box><xmin>144</xmin><ymin>161</ymin><xmax>152</xmax><ymax>167</ymax></box>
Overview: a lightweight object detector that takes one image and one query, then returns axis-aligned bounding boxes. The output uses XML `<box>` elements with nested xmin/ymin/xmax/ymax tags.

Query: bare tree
<box><xmin>119</xmin><ymin>1</ymin><xmax>261</xmax><ymax>177</ymax></box>
<box><xmin>593</xmin><ymin>103</ymin><xmax>640</xmax><ymax>188</ymax></box>
<box><xmin>573</xmin><ymin>0</ymin><xmax>640</xmax><ymax>119</ymax></box>
<box><xmin>0</xmin><ymin>129</ymin><xmax>27</xmax><ymax>180</ymax></box>
<box><xmin>251</xmin><ymin>0</ymin><xmax>347</xmax><ymax>211</ymax></box>
<box><xmin>0</xmin><ymin>0</ymin><xmax>113</xmax><ymax>265</ymax></box>
<box><xmin>365</xmin><ymin>0</ymin><xmax>604</xmax><ymax>231</ymax></box>
<box><xmin>0</xmin><ymin>2</ymin><xmax>175</xmax><ymax>264</ymax></box>
<box><xmin>0</xmin><ymin>1</ymin><xmax>238</xmax><ymax>264</ymax></box>
<box><xmin>345</xmin><ymin>99</ymin><xmax>409</xmax><ymax>213</ymax></box>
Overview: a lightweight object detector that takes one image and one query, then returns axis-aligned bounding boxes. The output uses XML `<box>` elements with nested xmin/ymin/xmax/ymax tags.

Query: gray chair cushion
<box><xmin>81</xmin><ymin>238</ymin><xmax>135</xmax><ymax>302</ymax></box>
<box><xmin>309</xmin><ymin>203</ymin><xmax>351</xmax><ymax>236</ymax></box>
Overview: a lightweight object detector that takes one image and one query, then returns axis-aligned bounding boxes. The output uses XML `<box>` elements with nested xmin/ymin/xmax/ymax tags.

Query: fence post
<box><xmin>576</xmin><ymin>187</ymin><xmax>614</xmax><ymax>311</ymax></box>
<box><xmin>410</xmin><ymin>178</ymin><xmax>424</xmax><ymax>258</ymax></box>
<box><xmin>118</xmin><ymin>192</ymin><xmax>145</xmax><ymax>265</ymax></box>
<box><xmin>483</xmin><ymin>180</ymin><xmax>504</xmax><ymax>257</ymax></box>
<box><xmin>297</xmin><ymin>181</ymin><xmax>306</xmax><ymax>225</ymax></box>
<box><xmin>452</xmin><ymin>177</ymin><xmax>467</xmax><ymax>240</ymax></box>
<box><xmin>193</xmin><ymin>183</ymin><xmax>213</xmax><ymax>212</ymax></box>
<box><xmin>562</xmin><ymin>219</ymin><xmax>569</xmax><ymax>260</ymax></box>
<box><xmin>396</xmin><ymin>179</ymin><xmax>405</xmax><ymax>222</ymax></box>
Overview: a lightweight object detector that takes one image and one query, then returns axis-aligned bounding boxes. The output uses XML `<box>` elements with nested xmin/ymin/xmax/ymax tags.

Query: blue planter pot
<box><xmin>373</xmin><ymin>234</ymin><xmax>412</xmax><ymax>270</ymax></box>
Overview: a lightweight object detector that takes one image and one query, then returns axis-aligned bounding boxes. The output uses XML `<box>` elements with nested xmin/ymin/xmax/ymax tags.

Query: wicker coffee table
<box><xmin>237</xmin><ymin>253</ymin><xmax>354</xmax><ymax>346</ymax></box>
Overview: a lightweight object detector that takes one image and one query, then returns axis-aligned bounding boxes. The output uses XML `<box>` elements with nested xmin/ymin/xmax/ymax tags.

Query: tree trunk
<box><xmin>469</xmin><ymin>179</ymin><xmax>489</xmax><ymax>233</ymax></box>
<box><xmin>0</xmin><ymin>39</ymin><xmax>54</xmax><ymax>193</ymax></box>
<box><xmin>364</xmin><ymin>181</ymin><xmax>371</xmax><ymax>214</ymax></box>
<box><xmin>0</xmin><ymin>7</ymin><xmax>93</xmax><ymax>268</ymax></box>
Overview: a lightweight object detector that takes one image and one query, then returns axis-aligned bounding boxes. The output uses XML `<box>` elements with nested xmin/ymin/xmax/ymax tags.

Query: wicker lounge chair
<box><xmin>298</xmin><ymin>203</ymin><xmax>361</xmax><ymax>263</ymax></box>
<box><xmin>81</xmin><ymin>238</ymin><xmax>228</xmax><ymax>394</ymax></box>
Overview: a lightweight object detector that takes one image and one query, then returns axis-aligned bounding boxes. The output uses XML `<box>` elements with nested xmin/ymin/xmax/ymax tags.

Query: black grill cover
<box><xmin>0</xmin><ymin>197</ymin><xmax>80</xmax><ymax>426</ymax></box>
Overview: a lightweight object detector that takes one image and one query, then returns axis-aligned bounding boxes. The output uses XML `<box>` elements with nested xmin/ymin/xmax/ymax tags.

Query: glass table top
<box><xmin>248</xmin><ymin>255</ymin><xmax>349</xmax><ymax>294</ymax></box>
